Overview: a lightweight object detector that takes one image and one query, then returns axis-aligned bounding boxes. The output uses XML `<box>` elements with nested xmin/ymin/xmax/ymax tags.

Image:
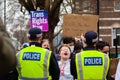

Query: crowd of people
<box><xmin>0</xmin><ymin>17</ymin><xmax>120</xmax><ymax>80</ymax></box>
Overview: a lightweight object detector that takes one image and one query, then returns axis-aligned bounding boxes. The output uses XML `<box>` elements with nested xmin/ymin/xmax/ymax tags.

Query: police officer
<box><xmin>16</xmin><ymin>27</ymin><xmax>60</xmax><ymax>80</ymax></box>
<box><xmin>70</xmin><ymin>31</ymin><xmax>110</xmax><ymax>80</ymax></box>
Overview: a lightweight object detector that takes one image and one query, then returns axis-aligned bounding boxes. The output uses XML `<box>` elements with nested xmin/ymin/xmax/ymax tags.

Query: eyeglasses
<box><xmin>61</xmin><ymin>49</ymin><xmax>70</xmax><ymax>53</ymax></box>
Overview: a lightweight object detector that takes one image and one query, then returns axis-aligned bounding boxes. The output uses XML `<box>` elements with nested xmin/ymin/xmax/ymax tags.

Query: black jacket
<box><xmin>70</xmin><ymin>46</ymin><xmax>97</xmax><ymax>79</ymax></box>
<box><xmin>29</xmin><ymin>42</ymin><xmax>60</xmax><ymax>80</ymax></box>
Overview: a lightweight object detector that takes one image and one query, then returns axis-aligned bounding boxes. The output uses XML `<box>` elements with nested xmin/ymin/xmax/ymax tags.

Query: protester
<box><xmin>62</xmin><ymin>37</ymin><xmax>75</xmax><ymax>53</ymax></box>
<box><xmin>41</xmin><ymin>39</ymin><xmax>50</xmax><ymax>50</ymax></box>
<box><xmin>74</xmin><ymin>36</ymin><xmax>81</xmax><ymax>44</ymax></box>
<box><xmin>73</xmin><ymin>42</ymin><xmax>83</xmax><ymax>54</ymax></box>
<box><xmin>96</xmin><ymin>40</ymin><xmax>114</xmax><ymax>80</ymax></box>
<box><xmin>71</xmin><ymin>31</ymin><xmax>110</xmax><ymax>80</ymax></box>
<box><xmin>55</xmin><ymin>36</ymin><xmax>76</xmax><ymax>60</ymax></box>
<box><xmin>58</xmin><ymin>44</ymin><xmax>73</xmax><ymax>80</ymax></box>
<box><xmin>96</xmin><ymin>41</ymin><xmax>110</xmax><ymax>54</ymax></box>
<box><xmin>16</xmin><ymin>27</ymin><xmax>60</xmax><ymax>80</ymax></box>
<box><xmin>80</xmin><ymin>33</ymin><xmax>87</xmax><ymax>48</ymax></box>
<box><xmin>0</xmin><ymin>18</ymin><xmax>17</xmax><ymax>79</ymax></box>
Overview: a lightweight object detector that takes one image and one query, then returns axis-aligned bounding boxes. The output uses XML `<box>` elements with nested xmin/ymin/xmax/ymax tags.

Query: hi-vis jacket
<box><xmin>75</xmin><ymin>50</ymin><xmax>110</xmax><ymax>80</ymax></box>
<box><xmin>16</xmin><ymin>46</ymin><xmax>52</xmax><ymax>80</ymax></box>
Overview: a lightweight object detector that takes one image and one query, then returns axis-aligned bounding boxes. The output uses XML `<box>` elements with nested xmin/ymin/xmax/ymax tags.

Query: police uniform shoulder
<box><xmin>97</xmin><ymin>51</ymin><xmax>106</xmax><ymax>54</ymax></box>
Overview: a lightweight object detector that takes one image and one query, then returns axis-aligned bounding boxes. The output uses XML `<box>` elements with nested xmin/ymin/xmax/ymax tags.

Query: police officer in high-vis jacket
<box><xmin>70</xmin><ymin>31</ymin><xmax>110</xmax><ymax>80</ymax></box>
<box><xmin>16</xmin><ymin>27</ymin><xmax>60</xmax><ymax>80</ymax></box>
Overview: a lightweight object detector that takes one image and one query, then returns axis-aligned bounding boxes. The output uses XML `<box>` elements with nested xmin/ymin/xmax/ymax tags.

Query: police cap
<box><xmin>85</xmin><ymin>31</ymin><xmax>98</xmax><ymax>43</ymax></box>
<box><xmin>27</xmin><ymin>27</ymin><xmax>42</xmax><ymax>38</ymax></box>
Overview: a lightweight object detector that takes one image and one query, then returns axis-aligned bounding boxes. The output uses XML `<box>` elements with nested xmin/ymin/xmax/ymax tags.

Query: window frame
<box><xmin>112</xmin><ymin>28</ymin><xmax>120</xmax><ymax>47</ymax></box>
<box><xmin>114</xmin><ymin>1</ymin><xmax>120</xmax><ymax>12</ymax></box>
<box><xmin>82</xmin><ymin>1</ymin><xmax>90</xmax><ymax>12</ymax></box>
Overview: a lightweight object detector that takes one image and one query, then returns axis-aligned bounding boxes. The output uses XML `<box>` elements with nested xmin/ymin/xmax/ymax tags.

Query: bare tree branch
<box><xmin>31</xmin><ymin>0</ymin><xmax>36</xmax><ymax>9</ymax></box>
<box><xmin>51</xmin><ymin>0</ymin><xmax>63</xmax><ymax>15</ymax></box>
<box><xmin>45</xmin><ymin>0</ymin><xmax>50</xmax><ymax>12</ymax></box>
<box><xmin>18</xmin><ymin>0</ymin><xmax>64</xmax><ymax>51</ymax></box>
<box><xmin>54</xmin><ymin>29</ymin><xmax>62</xmax><ymax>38</ymax></box>
<box><xmin>55</xmin><ymin>37</ymin><xmax>62</xmax><ymax>48</ymax></box>
<box><xmin>61</xmin><ymin>3</ymin><xmax>68</xmax><ymax>13</ymax></box>
<box><xmin>36</xmin><ymin>0</ymin><xmax>45</xmax><ymax>9</ymax></box>
<box><xmin>19</xmin><ymin>0</ymin><xmax>35</xmax><ymax>12</ymax></box>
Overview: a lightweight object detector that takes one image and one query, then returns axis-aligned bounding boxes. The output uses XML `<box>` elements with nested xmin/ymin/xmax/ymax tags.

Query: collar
<box><xmin>29</xmin><ymin>42</ymin><xmax>41</xmax><ymax>47</ymax></box>
<box><xmin>83</xmin><ymin>46</ymin><xmax>97</xmax><ymax>50</ymax></box>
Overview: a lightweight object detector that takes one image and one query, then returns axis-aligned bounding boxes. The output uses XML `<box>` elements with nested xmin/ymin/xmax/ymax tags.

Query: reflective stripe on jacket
<box><xmin>16</xmin><ymin>46</ymin><xmax>52</xmax><ymax>80</ymax></box>
<box><xmin>75</xmin><ymin>50</ymin><xmax>110</xmax><ymax>80</ymax></box>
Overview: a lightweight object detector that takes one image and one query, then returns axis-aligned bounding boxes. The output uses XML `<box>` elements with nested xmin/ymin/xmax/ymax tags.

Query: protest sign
<box><xmin>30</xmin><ymin>10</ymin><xmax>49</xmax><ymax>32</ymax></box>
<box><xmin>108</xmin><ymin>58</ymin><xmax>119</xmax><ymax>76</ymax></box>
<box><xmin>62</xmin><ymin>14</ymin><xmax>99</xmax><ymax>37</ymax></box>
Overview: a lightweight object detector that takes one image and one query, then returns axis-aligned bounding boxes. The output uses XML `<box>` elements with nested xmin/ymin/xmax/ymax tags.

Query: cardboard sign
<box><xmin>30</xmin><ymin>10</ymin><xmax>49</xmax><ymax>32</ymax></box>
<box><xmin>62</xmin><ymin>14</ymin><xmax>99</xmax><ymax>37</ymax></box>
<box><xmin>108</xmin><ymin>58</ymin><xmax>119</xmax><ymax>76</ymax></box>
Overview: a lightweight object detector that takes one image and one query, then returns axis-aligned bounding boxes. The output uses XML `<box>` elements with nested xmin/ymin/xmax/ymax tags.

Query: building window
<box><xmin>75</xmin><ymin>2</ymin><xmax>79</xmax><ymax>5</ymax></box>
<box><xmin>75</xmin><ymin>2</ymin><xmax>80</xmax><ymax>9</ymax></box>
<box><xmin>82</xmin><ymin>1</ymin><xmax>90</xmax><ymax>12</ymax></box>
<box><xmin>114</xmin><ymin>1</ymin><xmax>120</xmax><ymax>12</ymax></box>
<box><xmin>113</xmin><ymin>28</ymin><xmax>120</xmax><ymax>46</ymax></box>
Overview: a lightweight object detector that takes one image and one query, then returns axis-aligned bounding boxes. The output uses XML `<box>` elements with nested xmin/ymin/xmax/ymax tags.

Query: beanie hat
<box><xmin>27</xmin><ymin>27</ymin><xmax>42</xmax><ymax>38</ymax></box>
<box><xmin>85</xmin><ymin>31</ymin><xmax>98</xmax><ymax>43</ymax></box>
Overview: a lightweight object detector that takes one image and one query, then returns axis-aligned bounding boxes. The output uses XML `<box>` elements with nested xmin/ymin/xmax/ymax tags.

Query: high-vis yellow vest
<box><xmin>75</xmin><ymin>50</ymin><xmax>109</xmax><ymax>80</ymax></box>
<box><xmin>16</xmin><ymin>46</ymin><xmax>52</xmax><ymax>80</ymax></box>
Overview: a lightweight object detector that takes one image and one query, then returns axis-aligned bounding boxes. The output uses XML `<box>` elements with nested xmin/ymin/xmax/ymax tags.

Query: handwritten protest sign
<box><xmin>108</xmin><ymin>58</ymin><xmax>119</xmax><ymax>76</ymax></box>
<box><xmin>30</xmin><ymin>10</ymin><xmax>48</xmax><ymax>32</ymax></box>
<box><xmin>62</xmin><ymin>14</ymin><xmax>99</xmax><ymax>37</ymax></box>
